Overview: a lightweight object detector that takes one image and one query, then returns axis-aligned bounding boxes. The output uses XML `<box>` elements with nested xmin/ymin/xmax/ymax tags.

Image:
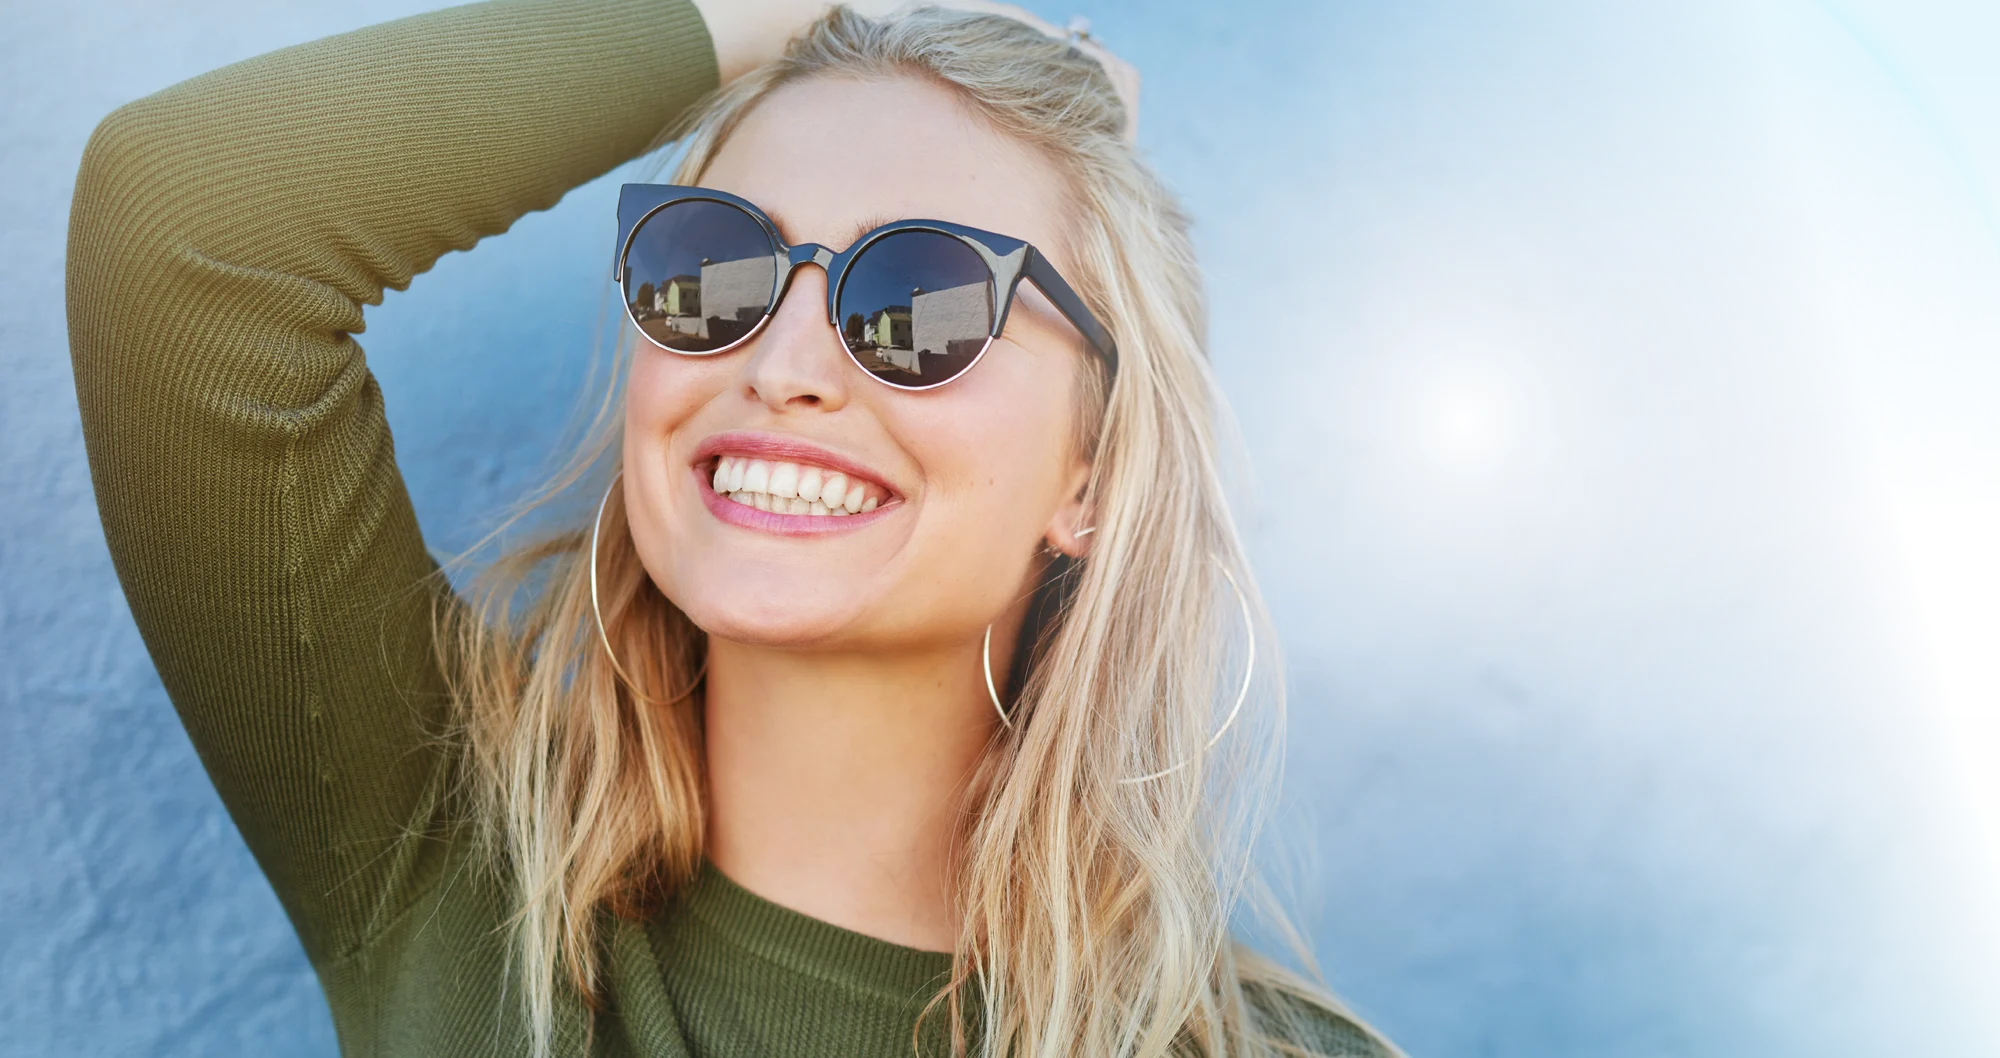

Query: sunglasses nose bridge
<box><xmin>777</xmin><ymin>243</ymin><xmax>841</xmax><ymax>326</ymax></box>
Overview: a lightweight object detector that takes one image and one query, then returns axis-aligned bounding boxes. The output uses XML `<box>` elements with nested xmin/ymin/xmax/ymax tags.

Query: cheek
<box><xmin>902</xmin><ymin>349</ymin><xmax>1078</xmax><ymax>545</ymax></box>
<box><xmin>623</xmin><ymin>346</ymin><xmax>731</xmax><ymax>443</ymax></box>
<box><xmin>620</xmin><ymin>349</ymin><xmax>731</xmax><ymax>596</ymax></box>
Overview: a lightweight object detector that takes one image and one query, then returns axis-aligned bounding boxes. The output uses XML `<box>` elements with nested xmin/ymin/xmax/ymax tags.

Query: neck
<box><xmin>700</xmin><ymin>627</ymin><xmax>1012</xmax><ymax>952</ymax></box>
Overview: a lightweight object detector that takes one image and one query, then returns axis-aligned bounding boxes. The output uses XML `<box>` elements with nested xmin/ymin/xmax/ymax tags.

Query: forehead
<box><xmin>698</xmin><ymin>75</ymin><xmax>1071</xmax><ymax>257</ymax></box>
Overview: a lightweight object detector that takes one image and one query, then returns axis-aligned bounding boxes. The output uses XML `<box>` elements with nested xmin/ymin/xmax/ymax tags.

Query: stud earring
<box><xmin>1040</xmin><ymin>523</ymin><xmax>1096</xmax><ymax>559</ymax></box>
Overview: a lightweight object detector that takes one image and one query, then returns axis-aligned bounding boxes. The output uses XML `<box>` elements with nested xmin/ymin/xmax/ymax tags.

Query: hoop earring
<box><xmin>1119</xmin><ymin>559</ymin><xmax>1254</xmax><ymax>785</ymax></box>
<box><xmin>980</xmin><ymin>551</ymin><xmax>1256</xmax><ymax>784</ymax></box>
<box><xmin>983</xmin><ymin>623</ymin><xmax>1011</xmax><ymax>728</ymax></box>
<box><xmin>592</xmin><ymin>470</ymin><xmax>706</xmax><ymax>705</ymax></box>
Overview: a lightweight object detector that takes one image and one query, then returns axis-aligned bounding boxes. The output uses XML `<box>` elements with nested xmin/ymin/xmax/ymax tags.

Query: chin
<box><xmin>663</xmin><ymin>564</ymin><xmax>877</xmax><ymax>649</ymax></box>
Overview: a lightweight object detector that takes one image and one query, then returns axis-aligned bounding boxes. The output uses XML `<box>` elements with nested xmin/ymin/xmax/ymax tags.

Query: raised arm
<box><xmin>65</xmin><ymin>0</ymin><xmax>719</xmax><ymax>966</ymax></box>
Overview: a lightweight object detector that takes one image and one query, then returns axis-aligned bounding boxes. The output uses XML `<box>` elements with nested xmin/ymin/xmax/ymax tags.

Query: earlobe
<box><xmin>1042</xmin><ymin>505</ymin><xmax>1096</xmax><ymax>559</ymax></box>
<box><xmin>1042</xmin><ymin>526</ymin><xmax>1093</xmax><ymax>559</ymax></box>
<box><xmin>1042</xmin><ymin>456</ymin><xmax>1096</xmax><ymax>557</ymax></box>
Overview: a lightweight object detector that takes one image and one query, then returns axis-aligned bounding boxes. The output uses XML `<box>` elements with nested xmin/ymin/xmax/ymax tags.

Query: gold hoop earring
<box><xmin>981</xmin><ymin>551</ymin><xmax>1255</xmax><ymax>784</ymax></box>
<box><xmin>591</xmin><ymin>470</ymin><xmax>706</xmax><ymax>705</ymax></box>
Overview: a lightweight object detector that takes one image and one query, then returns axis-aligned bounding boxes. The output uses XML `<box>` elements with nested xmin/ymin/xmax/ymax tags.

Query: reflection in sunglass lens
<box><xmin>623</xmin><ymin>200</ymin><xmax>778</xmax><ymax>353</ymax></box>
<box><xmin>836</xmin><ymin>231</ymin><xmax>994</xmax><ymax>387</ymax></box>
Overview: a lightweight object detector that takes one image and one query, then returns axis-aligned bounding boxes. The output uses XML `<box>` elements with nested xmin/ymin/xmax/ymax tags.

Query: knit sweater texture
<box><xmin>64</xmin><ymin>1</ymin><xmax>1390</xmax><ymax>1054</ymax></box>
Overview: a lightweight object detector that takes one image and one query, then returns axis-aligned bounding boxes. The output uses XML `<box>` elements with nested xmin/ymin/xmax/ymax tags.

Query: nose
<box><xmin>737</xmin><ymin>256</ymin><xmax>850</xmax><ymax>412</ymax></box>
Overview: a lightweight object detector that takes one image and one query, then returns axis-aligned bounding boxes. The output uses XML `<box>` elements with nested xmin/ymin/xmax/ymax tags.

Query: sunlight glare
<box><xmin>1896</xmin><ymin>500</ymin><xmax>2000</xmax><ymax>712</ymax></box>
<box><xmin>1424</xmin><ymin>373</ymin><xmax>1513</xmax><ymax>475</ymax></box>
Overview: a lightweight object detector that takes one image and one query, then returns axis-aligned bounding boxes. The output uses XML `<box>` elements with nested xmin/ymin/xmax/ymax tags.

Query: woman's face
<box><xmin>622</xmin><ymin>74</ymin><xmax>1095</xmax><ymax>654</ymax></box>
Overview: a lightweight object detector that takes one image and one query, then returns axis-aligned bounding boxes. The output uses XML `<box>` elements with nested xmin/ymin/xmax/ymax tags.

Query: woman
<box><xmin>67</xmin><ymin>0</ymin><xmax>1399</xmax><ymax>1055</ymax></box>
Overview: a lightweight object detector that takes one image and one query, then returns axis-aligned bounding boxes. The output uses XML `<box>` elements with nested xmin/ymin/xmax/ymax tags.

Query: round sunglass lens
<box><xmin>835</xmin><ymin>231</ymin><xmax>994</xmax><ymax>386</ymax></box>
<box><xmin>623</xmin><ymin>200</ymin><xmax>777</xmax><ymax>353</ymax></box>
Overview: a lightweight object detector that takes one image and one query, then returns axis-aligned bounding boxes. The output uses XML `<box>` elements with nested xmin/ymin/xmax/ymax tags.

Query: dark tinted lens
<box><xmin>836</xmin><ymin>231</ymin><xmax>994</xmax><ymax>386</ymax></box>
<box><xmin>623</xmin><ymin>200</ymin><xmax>777</xmax><ymax>353</ymax></box>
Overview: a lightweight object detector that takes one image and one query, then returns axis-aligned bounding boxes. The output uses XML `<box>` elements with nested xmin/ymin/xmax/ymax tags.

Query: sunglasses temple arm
<box><xmin>1023</xmin><ymin>248</ymin><xmax>1119</xmax><ymax>375</ymax></box>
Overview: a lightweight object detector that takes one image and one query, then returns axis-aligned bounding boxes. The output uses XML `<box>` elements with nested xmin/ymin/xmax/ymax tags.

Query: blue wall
<box><xmin>1952</xmin><ymin>712</ymin><xmax>2000</xmax><ymax>896</ymax></box>
<box><xmin>5</xmin><ymin>1</ymin><xmax>1998</xmax><ymax>1055</ymax></box>
<box><xmin>1816</xmin><ymin>2</ymin><xmax>2000</xmax><ymax>908</ymax></box>
<box><xmin>1824</xmin><ymin>0</ymin><xmax>2000</xmax><ymax>235</ymax></box>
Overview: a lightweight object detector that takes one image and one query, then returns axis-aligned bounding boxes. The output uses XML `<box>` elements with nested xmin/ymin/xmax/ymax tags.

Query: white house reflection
<box><xmin>630</xmin><ymin>259</ymin><xmax>990</xmax><ymax>377</ymax></box>
<box><xmin>843</xmin><ymin>281</ymin><xmax>990</xmax><ymax>380</ymax></box>
<box><xmin>629</xmin><ymin>254</ymin><xmax>776</xmax><ymax>351</ymax></box>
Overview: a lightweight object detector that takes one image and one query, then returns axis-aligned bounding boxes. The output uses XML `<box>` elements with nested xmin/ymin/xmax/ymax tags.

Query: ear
<box><xmin>1041</xmin><ymin>455</ymin><xmax>1096</xmax><ymax>558</ymax></box>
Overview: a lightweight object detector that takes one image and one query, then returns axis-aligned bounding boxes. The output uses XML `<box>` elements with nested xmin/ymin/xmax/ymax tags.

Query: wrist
<box><xmin>691</xmin><ymin>0</ymin><xmax>827</xmax><ymax>84</ymax></box>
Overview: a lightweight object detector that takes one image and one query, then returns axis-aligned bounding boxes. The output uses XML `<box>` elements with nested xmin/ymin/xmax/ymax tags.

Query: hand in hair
<box><xmin>693</xmin><ymin>0</ymin><xmax>1140</xmax><ymax>140</ymax></box>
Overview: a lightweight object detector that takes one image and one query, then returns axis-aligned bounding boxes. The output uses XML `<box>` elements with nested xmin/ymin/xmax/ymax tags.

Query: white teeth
<box><xmin>742</xmin><ymin>460</ymin><xmax>770</xmax><ymax>495</ymax></box>
<box><xmin>709</xmin><ymin>456</ymin><xmax>885</xmax><ymax>516</ymax></box>
<box><xmin>768</xmin><ymin>462</ymin><xmax>798</xmax><ymax>500</ymax></box>
<box><xmin>820</xmin><ymin>473</ymin><xmax>848</xmax><ymax>509</ymax></box>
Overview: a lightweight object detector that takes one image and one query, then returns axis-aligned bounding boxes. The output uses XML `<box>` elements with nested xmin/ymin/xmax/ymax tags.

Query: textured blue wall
<box><xmin>5</xmin><ymin>1</ymin><xmax>1998</xmax><ymax>1056</ymax></box>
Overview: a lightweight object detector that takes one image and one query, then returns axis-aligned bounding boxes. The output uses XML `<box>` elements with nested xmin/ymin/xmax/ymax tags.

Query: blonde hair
<box><xmin>443</xmin><ymin>6</ymin><xmax>1397</xmax><ymax>1056</ymax></box>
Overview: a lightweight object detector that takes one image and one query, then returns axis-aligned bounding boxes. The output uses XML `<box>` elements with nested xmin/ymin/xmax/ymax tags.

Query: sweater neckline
<box><xmin>660</xmin><ymin>861</ymin><xmax>956</xmax><ymax>1004</ymax></box>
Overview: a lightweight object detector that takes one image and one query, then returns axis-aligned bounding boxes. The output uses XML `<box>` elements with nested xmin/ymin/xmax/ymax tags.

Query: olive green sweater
<box><xmin>65</xmin><ymin>1</ymin><xmax>1389</xmax><ymax>1054</ymax></box>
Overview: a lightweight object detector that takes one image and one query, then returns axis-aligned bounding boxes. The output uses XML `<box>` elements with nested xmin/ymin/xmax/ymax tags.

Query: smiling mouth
<box><xmin>706</xmin><ymin>455</ymin><xmax>893</xmax><ymax>517</ymax></box>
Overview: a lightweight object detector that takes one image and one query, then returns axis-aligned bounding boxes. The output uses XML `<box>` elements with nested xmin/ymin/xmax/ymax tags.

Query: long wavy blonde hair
<box><xmin>443</xmin><ymin>6</ymin><xmax>1394</xmax><ymax>1057</ymax></box>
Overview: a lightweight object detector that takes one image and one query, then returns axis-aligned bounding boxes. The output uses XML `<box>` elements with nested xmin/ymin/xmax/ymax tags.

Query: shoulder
<box><xmin>1242</xmin><ymin>978</ymin><xmax>1402</xmax><ymax>1058</ymax></box>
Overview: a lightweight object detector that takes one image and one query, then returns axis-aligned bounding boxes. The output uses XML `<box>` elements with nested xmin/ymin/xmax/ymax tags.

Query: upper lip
<box><xmin>692</xmin><ymin>431</ymin><xmax>899</xmax><ymax>498</ymax></box>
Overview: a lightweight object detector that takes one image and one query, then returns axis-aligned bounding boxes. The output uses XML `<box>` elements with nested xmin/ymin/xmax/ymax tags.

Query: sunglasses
<box><xmin>614</xmin><ymin>184</ymin><xmax>1118</xmax><ymax>390</ymax></box>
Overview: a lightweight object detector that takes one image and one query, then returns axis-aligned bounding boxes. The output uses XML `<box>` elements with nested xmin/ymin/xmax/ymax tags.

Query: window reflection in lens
<box><xmin>836</xmin><ymin>231</ymin><xmax>994</xmax><ymax>386</ymax></box>
<box><xmin>623</xmin><ymin>201</ymin><xmax>777</xmax><ymax>353</ymax></box>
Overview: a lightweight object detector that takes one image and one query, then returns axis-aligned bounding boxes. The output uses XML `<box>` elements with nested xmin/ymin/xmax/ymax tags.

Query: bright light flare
<box><xmin>1896</xmin><ymin>500</ymin><xmax>2000</xmax><ymax>712</ymax></box>
<box><xmin>1432</xmin><ymin>376</ymin><xmax>1504</xmax><ymax>466</ymax></box>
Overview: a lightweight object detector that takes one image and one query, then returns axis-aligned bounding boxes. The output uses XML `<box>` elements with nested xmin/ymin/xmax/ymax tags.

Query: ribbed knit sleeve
<box><xmin>64</xmin><ymin>0</ymin><xmax>719</xmax><ymax>968</ymax></box>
